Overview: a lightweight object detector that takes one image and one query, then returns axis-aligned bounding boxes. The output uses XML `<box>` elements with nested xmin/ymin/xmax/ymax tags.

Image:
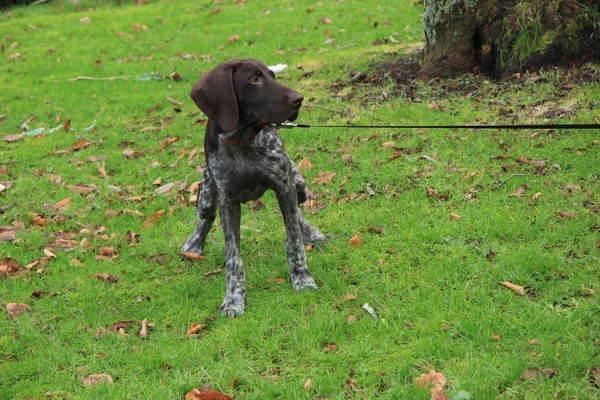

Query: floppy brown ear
<box><xmin>190</xmin><ymin>62</ymin><xmax>239</xmax><ymax>132</ymax></box>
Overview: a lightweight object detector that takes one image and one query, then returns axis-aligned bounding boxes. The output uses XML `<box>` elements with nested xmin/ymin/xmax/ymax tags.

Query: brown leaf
<box><xmin>157</xmin><ymin>137</ymin><xmax>179</xmax><ymax>151</ymax></box>
<box><xmin>499</xmin><ymin>281</ymin><xmax>524</xmax><ymax>296</ymax></box>
<box><xmin>0</xmin><ymin>230</ymin><xmax>16</xmax><ymax>242</ymax></box>
<box><xmin>312</xmin><ymin>171</ymin><xmax>336</xmax><ymax>185</ymax></box>
<box><xmin>348</xmin><ymin>235</ymin><xmax>363</xmax><ymax>248</ymax></box>
<box><xmin>508</xmin><ymin>184</ymin><xmax>528</xmax><ymax>197</ymax></box>
<box><xmin>97</xmin><ymin>162</ymin><xmax>108</xmax><ymax>178</ymax></box>
<box><xmin>341</xmin><ymin>154</ymin><xmax>354</xmax><ymax>164</ymax></box>
<box><xmin>91</xmin><ymin>273</ymin><xmax>120</xmax><ymax>283</ymax></box>
<box><xmin>185</xmin><ymin>388</ymin><xmax>232</xmax><ymax>400</ymax></box>
<box><xmin>527</xmin><ymin>192</ymin><xmax>542</xmax><ymax>204</ymax></box>
<box><xmin>70</xmin><ymin>140</ymin><xmax>92</xmax><ymax>151</ymax></box>
<box><xmin>53</xmin><ymin>197</ymin><xmax>72</xmax><ymax>210</ymax></box>
<box><xmin>3</xmin><ymin>133</ymin><xmax>24</xmax><ymax>142</ymax></box>
<box><xmin>346</xmin><ymin>313</ymin><xmax>358</xmax><ymax>324</ymax></box>
<box><xmin>342</xmin><ymin>293</ymin><xmax>357</xmax><ymax>303</ymax></box>
<box><xmin>304</xmin><ymin>378</ymin><xmax>312</xmax><ymax>392</ymax></box>
<box><xmin>143</xmin><ymin>210</ymin><xmax>165</xmax><ymax>228</ymax></box>
<box><xmin>592</xmin><ymin>366</ymin><xmax>600</xmax><ymax>387</ymax></box>
<box><xmin>266</xmin><ymin>277</ymin><xmax>285</xmax><ymax>284</ymax></box>
<box><xmin>166</xmin><ymin>96</ymin><xmax>184</xmax><ymax>107</ymax></box>
<box><xmin>6</xmin><ymin>303</ymin><xmax>31</xmax><ymax>316</ymax></box>
<box><xmin>45</xmin><ymin>239</ymin><xmax>78</xmax><ymax>251</ymax></box>
<box><xmin>139</xmin><ymin>318</ymin><xmax>150</xmax><ymax>338</ymax></box>
<box><xmin>415</xmin><ymin>370</ymin><xmax>448</xmax><ymax>400</ymax></box>
<box><xmin>187</xmin><ymin>323</ymin><xmax>207</xmax><ymax>337</ymax></box>
<box><xmin>180</xmin><ymin>251</ymin><xmax>207</xmax><ymax>261</ymax></box>
<box><xmin>449</xmin><ymin>213</ymin><xmax>461</xmax><ymax>221</ymax></box>
<box><xmin>203</xmin><ymin>269</ymin><xmax>224</xmax><ymax>278</ymax></box>
<box><xmin>296</xmin><ymin>158</ymin><xmax>313</xmax><ymax>172</ymax></box>
<box><xmin>67</xmin><ymin>184</ymin><xmax>98</xmax><ymax>195</ymax></box>
<box><xmin>557</xmin><ymin>211</ymin><xmax>577</xmax><ymax>220</ymax></box>
<box><xmin>0</xmin><ymin>257</ymin><xmax>19</xmax><ymax>277</ymax></box>
<box><xmin>524</xmin><ymin>368</ymin><xmax>558</xmax><ymax>380</ymax></box>
<box><xmin>109</xmin><ymin>320</ymin><xmax>137</xmax><ymax>332</ymax></box>
<box><xmin>492</xmin><ymin>333</ymin><xmax>501</xmax><ymax>341</ymax></box>
<box><xmin>228</xmin><ymin>35</ymin><xmax>240</xmax><ymax>43</ymax></box>
<box><xmin>83</xmin><ymin>374</ymin><xmax>114</xmax><ymax>388</ymax></box>
<box><xmin>99</xmin><ymin>246</ymin><xmax>118</xmax><ymax>257</ymax></box>
<box><xmin>325</xmin><ymin>343</ymin><xmax>338</xmax><ymax>352</ymax></box>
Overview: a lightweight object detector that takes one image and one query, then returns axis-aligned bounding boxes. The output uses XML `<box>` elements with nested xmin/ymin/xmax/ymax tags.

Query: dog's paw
<box><xmin>292</xmin><ymin>274</ymin><xmax>318</xmax><ymax>291</ymax></box>
<box><xmin>219</xmin><ymin>295</ymin><xmax>245</xmax><ymax>318</ymax></box>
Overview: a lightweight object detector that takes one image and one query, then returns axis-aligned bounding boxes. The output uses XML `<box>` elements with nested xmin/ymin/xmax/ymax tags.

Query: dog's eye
<box><xmin>249</xmin><ymin>76</ymin><xmax>261</xmax><ymax>84</ymax></box>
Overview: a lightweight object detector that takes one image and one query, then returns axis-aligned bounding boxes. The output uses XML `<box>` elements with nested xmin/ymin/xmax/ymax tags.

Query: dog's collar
<box><xmin>219</xmin><ymin>123</ymin><xmax>267</xmax><ymax>145</ymax></box>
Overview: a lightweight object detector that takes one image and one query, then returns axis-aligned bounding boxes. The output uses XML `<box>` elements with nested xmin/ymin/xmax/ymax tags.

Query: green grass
<box><xmin>1</xmin><ymin>1</ymin><xmax>600</xmax><ymax>399</ymax></box>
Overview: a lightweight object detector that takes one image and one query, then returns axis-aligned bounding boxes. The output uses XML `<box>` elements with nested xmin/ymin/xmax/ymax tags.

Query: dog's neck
<box><xmin>218</xmin><ymin>122</ymin><xmax>266</xmax><ymax>145</ymax></box>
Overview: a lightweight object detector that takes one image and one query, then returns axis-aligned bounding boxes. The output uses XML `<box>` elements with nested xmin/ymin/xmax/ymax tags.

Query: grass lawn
<box><xmin>1</xmin><ymin>0</ymin><xmax>599</xmax><ymax>398</ymax></box>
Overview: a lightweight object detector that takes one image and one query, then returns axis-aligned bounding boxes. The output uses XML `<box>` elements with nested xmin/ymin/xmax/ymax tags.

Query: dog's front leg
<box><xmin>276</xmin><ymin>188</ymin><xmax>318</xmax><ymax>291</ymax></box>
<box><xmin>218</xmin><ymin>196</ymin><xmax>246</xmax><ymax>317</ymax></box>
<box><xmin>181</xmin><ymin>168</ymin><xmax>217</xmax><ymax>255</ymax></box>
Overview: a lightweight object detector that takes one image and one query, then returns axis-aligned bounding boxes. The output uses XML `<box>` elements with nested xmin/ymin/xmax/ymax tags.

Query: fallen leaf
<box><xmin>266</xmin><ymin>277</ymin><xmax>285</xmax><ymax>284</ymax></box>
<box><xmin>592</xmin><ymin>366</ymin><xmax>600</xmax><ymax>387</ymax></box>
<box><xmin>492</xmin><ymin>333</ymin><xmax>501</xmax><ymax>341</ymax></box>
<box><xmin>6</xmin><ymin>303</ymin><xmax>31</xmax><ymax>316</ymax></box>
<box><xmin>157</xmin><ymin>137</ymin><xmax>179</xmax><ymax>151</ymax></box>
<box><xmin>348</xmin><ymin>235</ymin><xmax>363</xmax><ymax>248</ymax></box>
<box><xmin>415</xmin><ymin>370</ymin><xmax>447</xmax><ymax>400</ymax></box>
<box><xmin>67</xmin><ymin>184</ymin><xmax>98</xmax><ymax>195</ymax></box>
<box><xmin>143</xmin><ymin>210</ymin><xmax>165</xmax><ymax>228</ymax></box>
<box><xmin>203</xmin><ymin>269</ymin><xmax>224</xmax><ymax>278</ymax></box>
<box><xmin>70</xmin><ymin>140</ymin><xmax>92</xmax><ymax>151</ymax></box>
<box><xmin>139</xmin><ymin>318</ymin><xmax>150</xmax><ymax>338</ymax></box>
<box><xmin>342</xmin><ymin>293</ymin><xmax>357</xmax><ymax>303</ymax></box>
<box><xmin>382</xmin><ymin>141</ymin><xmax>396</xmax><ymax>149</ymax></box>
<box><xmin>97</xmin><ymin>162</ymin><xmax>108</xmax><ymax>178</ymax></box>
<box><xmin>155</xmin><ymin>182</ymin><xmax>175</xmax><ymax>195</ymax></box>
<box><xmin>304</xmin><ymin>378</ymin><xmax>312</xmax><ymax>392</ymax></box>
<box><xmin>187</xmin><ymin>323</ymin><xmax>207</xmax><ymax>338</ymax></box>
<box><xmin>346</xmin><ymin>313</ymin><xmax>358</xmax><ymax>324</ymax></box>
<box><xmin>312</xmin><ymin>171</ymin><xmax>336</xmax><ymax>185</ymax></box>
<box><xmin>180</xmin><ymin>251</ymin><xmax>207</xmax><ymax>261</ymax></box>
<box><xmin>3</xmin><ymin>134</ymin><xmax>24</xmax><ymax>142</ymax></box>
<box><xmin>557</xmin><ymin>211</ymin><xmax>577</xmax><ymax>219</ymax></box>
<box><xmin>449</xmin><ymin>213</ymin><xmax>461</xmax><ymax>221</ymax></box>
<box><xmin>508</xmin><ymin>184</ymin><xmax>528</xmax><ymax>197</ymax></box>
<box><xmin>166</xmin><ymin>96</ymin><xmax>184</xmax><ymax>107</ymax></box>
<box><xmin>0</xmin><ymin>230</ymin><xmax>16</xmax><ymax>242</ymax></box>
<box><xmin>79</xmin><ymin>17</ymin><xmax>91</xmax><ymax>25</ymax></box>
<box><xmin>296</xmin><ymin>158</ymin><xmax>313</xmax><ymax>172</ymax></box>
<box><xmin>228</xmin><ymin>35</ymin><xmax>240</xmax><ymax>43</ymax></box>
<box><xmin>91</xmin><ymin>273</ymin><xmax>120</xmax><ymax>283</ymax></box>
<box><xmin>185</xmin><ymin>388</ymin><xmax>232</xmax><ymax>400</ymax></box>
<box><xmin>0</xmin><ymin>257</ymin><xmax>19</xmax><ymax>277</ymax></box>
<box><xmin>524</xmin><ymin>368</ymin><xmax>557</xmax><ymax>380</ymax></box>
<box><xmin>527</xmin><ymin>192</ymin><xmax>542</xmax><ymax>204</ymax></box>
<box><xmin>325</xmin><ymin>343</ymin><xmax>338</xmax><ymax>352</ymax></box>
<box><xmin>341</xmin><ymin>154</ymin><xmax>354</xmax><ymax>164</ymax></box>
<box><xmin>45</xmin><ymin>239</ymin><xmax>78</xmax><ymax>251</ymax></box>
<box><xmin>362</xmin><ymin>303</ymin><xmax>377</xmax><ymax>320</ymax></box>
<box><xmin>53</xmin><ymin>197</ymin><xmax>72</xmax><ymax>210</ymax></box>
<box><xmin>83</xmin><ymin>374</ymin><xmax>114</xmax><ymax>388</ymax></box>
<box><xmin>499</xmin><ymin>281</ymin><xmax>525</xmax><ymax>296</ymax></box>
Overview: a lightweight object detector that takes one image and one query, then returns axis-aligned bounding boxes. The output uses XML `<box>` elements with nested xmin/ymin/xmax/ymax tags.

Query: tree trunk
<box><xmin>420</xmin><ymin>0</ymin><xmax>600</xmax><ymax>78</ymax></box>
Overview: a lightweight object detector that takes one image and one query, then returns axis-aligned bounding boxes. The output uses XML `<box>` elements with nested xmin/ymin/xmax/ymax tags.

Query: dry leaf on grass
<box><xmin>342</xmin><ymin>293</ymin><xmax>357</xmax><ymax>303</ymax></box>
<box><xmin>312</xmin><ymin>171</ymin><xmax>336</xmax><ymax>185</ymax></box>
<box><xmin>304</xmin><ymin>378</ymin><xmax>312</xmax><ymax>392</ymax></box>
<box><xmin>144</xmin><ymin>210</ymin><xmax>165</xmax><ymax>228</ymax></box>
<box><xmin>83</xmin><ymin>374</ymin><xmax>113</xmax><ymax>388</ymax></box>
<box><xmin>158</xmin><ymin>137</ymin><xmax>179</xmax><ymax>151</ymax></box>
<box><xmin>415</xmin><ymin>370</ymin><xmax>448</xmax><ymax>400</ymax></box>
<box><xmin>53</xmin><ymin>197</ymin><xmax>72</xmax><ymax>210</ymax></box>
<box><xmin>296</xmin><ymin>158</ymin><xmax>312</xmax><ymax>172</ymax></box>
<box><xmin>348</xmin><ymin>235</ymin><xmax>363</xmax><ymax>248</ymax></box>
<box><xmin>557</xmin><ymin>211</ymin><xmax>578</xmax><ymax>219</ymax></box>
<box><xmin>185</xmin><ymin>388</ymin><xmax>232</xmax><ymax>400</ymax></box>
<box><xmin>6</xmin><ymin>303</ymin><xmax>31</xmax><ymax>316</ymax></box>
<box><xmin>508</xmin><ymin>184</ymin><xmax>528</xmax><ymax>197</ymax></box>
<box><xmin>524</xmin><ymin>368</ymin><xmax>558</xmax><ymax>380</ymax></box>
<box><xmin>91</xmin><ymin>273</ymin><xmax>120</xmax><ymax>283</ymax></box>
<box><xmin>181</xmin><ymin>251</ymin><xmax>207</xmax><ymax>261</ymax></box>
<box><xmin>499</xmin><ymin>281</ymin><xmax>525</xmax><ymax>296</ymax></box>
<box><xmin>449</xmin><ymin>213</ymin><xmax>461</xmax><ymax>221</ymax></box>
<box><xmin>187</xmin><ymin>323</ymin><xmax>207</xmax><ymax>338</ymax></box>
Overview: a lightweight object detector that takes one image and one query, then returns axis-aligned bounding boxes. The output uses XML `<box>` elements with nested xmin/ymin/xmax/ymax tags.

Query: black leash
<box><xmin>276</xmin><ymin>123</ymin><xmax>599</xmax><ymax>130</ymax></box>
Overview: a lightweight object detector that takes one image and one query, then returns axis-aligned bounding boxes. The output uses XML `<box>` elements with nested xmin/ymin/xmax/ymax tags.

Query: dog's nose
<box><xmin>287</xmin><ymin>92</ymin><xmax>304</xmax><ymax>106</ymax></box>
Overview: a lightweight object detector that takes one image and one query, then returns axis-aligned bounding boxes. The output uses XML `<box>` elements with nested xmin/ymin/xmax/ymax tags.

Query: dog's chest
<box><xmin>208</xmin><ymin>129</ymin><xmax>291</xmax><ymax>202</ymax></box>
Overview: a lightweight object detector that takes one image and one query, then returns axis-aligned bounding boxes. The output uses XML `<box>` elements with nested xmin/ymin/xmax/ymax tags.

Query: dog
<box><xmin>181</xmin><ymin>59</ymin><xmax>326</xmax><ymax>317</ymax></box>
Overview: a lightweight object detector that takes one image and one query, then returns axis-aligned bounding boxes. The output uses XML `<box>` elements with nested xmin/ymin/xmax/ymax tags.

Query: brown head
<box><xmin>190</xmin><ymin>59</ymin><xmax>304</xmax><ymax>132</ymax></box>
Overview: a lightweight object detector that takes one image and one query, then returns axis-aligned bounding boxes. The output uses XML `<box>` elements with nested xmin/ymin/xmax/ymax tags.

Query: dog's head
<box><xmin>190</xmin><ymin>59</ymin><xmax>303</xmax><ymax>133</ymax></box>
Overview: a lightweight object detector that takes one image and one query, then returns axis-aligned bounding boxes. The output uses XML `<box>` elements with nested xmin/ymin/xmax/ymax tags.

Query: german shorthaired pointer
<box><xmin>181</xmin><ymin>59</ymin><xmax>326</xmax><ymax>317</ymax></box>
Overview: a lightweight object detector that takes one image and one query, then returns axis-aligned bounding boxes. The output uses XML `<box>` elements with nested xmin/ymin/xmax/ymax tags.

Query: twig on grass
<box><xmin>497</xmin><ymin>173</ymin><xmax>526</xmax><ymax>188</ymax></box>
<box><xmin>67</xmin><ymin>75</ymin><xmax>133</xmax><ymax>82</ymax></box>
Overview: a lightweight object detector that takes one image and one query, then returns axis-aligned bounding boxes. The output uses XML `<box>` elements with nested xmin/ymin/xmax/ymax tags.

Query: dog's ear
<box><xmin>190</xmin><ymin>62</ymin><xmax>239</xmax><ymax>132</ymax></box>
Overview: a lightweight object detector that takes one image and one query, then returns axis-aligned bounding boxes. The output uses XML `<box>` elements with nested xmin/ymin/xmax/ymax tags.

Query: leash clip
<box><xmin>276</xmin><ymin>123</ymin><xmax>311</xmax><ymax>129</ymax></box>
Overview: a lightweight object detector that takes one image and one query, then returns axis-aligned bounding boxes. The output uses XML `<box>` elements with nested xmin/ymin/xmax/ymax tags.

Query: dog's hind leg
<box><xmin>181</xmin><ymin>168</ymin><xmax>217</xmax><ymax>255</ymax></box>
